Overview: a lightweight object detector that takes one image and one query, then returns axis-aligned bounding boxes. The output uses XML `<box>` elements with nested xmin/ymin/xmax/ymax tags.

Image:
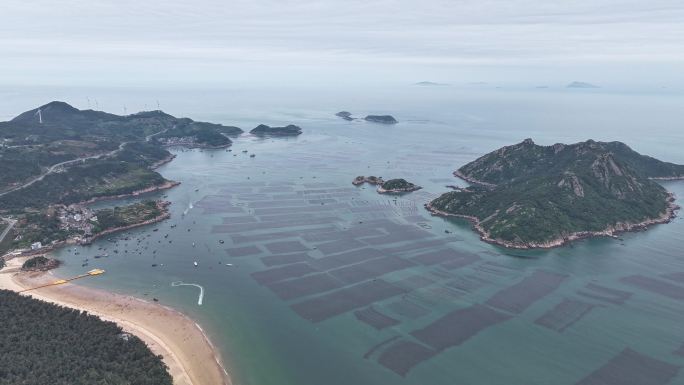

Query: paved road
<box><xmin>0</xmin><ymin>218</ymin><xmax>17</xmax><ymax>245</ymax></box>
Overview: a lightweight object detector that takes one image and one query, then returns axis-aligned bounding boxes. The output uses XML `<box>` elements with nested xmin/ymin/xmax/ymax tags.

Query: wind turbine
<box><xmin>123</xmin><ymin>105</ymin><xmax>127</xmax><ymax>115</ymax></box>
<box><xmin>35</xmin><ymin>109</ymin><xmax>42</xmax><ymax>124</ymax></box>
<box><xmin>156</xmin><ymin>100</ymin><xmax>160</xmax><ymax>111</ymax></box>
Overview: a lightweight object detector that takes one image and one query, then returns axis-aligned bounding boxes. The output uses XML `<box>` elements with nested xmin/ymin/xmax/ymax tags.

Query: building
<box><xmin>30</xmin><ymin>242</ymin><xmax>43</xmax><ymax>250</ymax></box>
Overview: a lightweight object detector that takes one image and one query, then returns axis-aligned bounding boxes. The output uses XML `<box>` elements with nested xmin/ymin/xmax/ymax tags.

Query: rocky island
<box><xmin>364</xmin><ymin>115</ymin><xmax>398</xmax><ymax>124</ymax></box>
<box><xmin>377</xmin><ymin>178</ymin><xmax>422</xmax><ymax>194</ymax></box>
<box><xmin>335</xmin><ymin>111</ymin><xmax>354</xmax><ymax>121</ymax></box>
<box><xmin>250</xmin><ymin>124</ymin><xmax>302</xmax><ymax>136</ymax></box>
<box><xmin>352</xmin><ymin>175</ymin><xmax>385</xmax><ymax>186</ymax></box>
<box><xmin>427</xmin><ymin>139</ymin><xmax>684</xmax><ymax>249</ymax></box>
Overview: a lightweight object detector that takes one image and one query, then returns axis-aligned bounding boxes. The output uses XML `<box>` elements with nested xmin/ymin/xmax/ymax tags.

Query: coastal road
<box><xmin>0</xmin><ymin>126</ymin><xmax>172</xmax><ymax>198</ymax></box>
<box><xmin>0</xmin><ymin>218</ymin><xmax>17</xmax><ymax>246</ymax></box>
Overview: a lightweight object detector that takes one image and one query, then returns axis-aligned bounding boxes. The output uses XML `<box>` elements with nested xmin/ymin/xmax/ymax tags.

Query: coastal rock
<box><xmin>364</xmin><ymin>115</ymin><xmax>398</xmax><ymax>124</ymax></box>
<box><xmin>352</xmin><ymin>176</ymin><xmax>385</xmax><ymax>186</ymax></box>
<box><xmin>250</xmin><ymin>124</ymin><xmax>302</xmax><ymax>136</ymax></box>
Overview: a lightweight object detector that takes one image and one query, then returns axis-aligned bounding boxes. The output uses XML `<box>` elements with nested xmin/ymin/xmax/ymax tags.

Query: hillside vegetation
<box><xmin>0</xmin><ymin>289</ymin><xmax>172</xmax><ymax>385</ymax></box>
<box><xmin>429</xmin><ymin>139</ymin><xmax>683</xmax><ymax>248</ymax></box>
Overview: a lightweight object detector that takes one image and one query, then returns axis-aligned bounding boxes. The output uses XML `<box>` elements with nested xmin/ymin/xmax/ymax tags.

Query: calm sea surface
<box><xmin>2</xmin><ymin>85</ymin><xmax>684</xmax><ymax>385</ymax></box>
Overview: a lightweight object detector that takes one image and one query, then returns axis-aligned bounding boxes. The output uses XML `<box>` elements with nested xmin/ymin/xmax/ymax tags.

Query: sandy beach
<box><xmin>0</xmin><ymin>257</ymin><xmax>230</xmax><ymax>385</ymax></box>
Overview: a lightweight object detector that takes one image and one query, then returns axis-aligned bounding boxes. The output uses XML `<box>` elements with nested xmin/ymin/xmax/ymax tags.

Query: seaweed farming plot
<box><xmin>576</xmin><ymin>283</ymin><xmax>633</xmax><ymax>306</ymax></box>
<box><xmin>316</xmin><ymin>238</ymin><xmax>367</xmax><ymax>255</ymax></box>
<box><xmin>410</xmin><ymin>248</ymin><xmax>480</xmax><ymax>269</ymax></box>
<box><xmin>328</xmin><ymin>256</ymin><xmax>416</xmax><ymax>284</ymax></box>
<box><xmin>230</xmin><ymin>226</ymin><xmax>337</xmax><ymax>244</ymax></box>
<box><xmin>266</xmin><ymin>273</ymin><xmax>344</xmax><ymax>301</ymax></box>
<box><xmin>377</xmin><ymin>340</ymin><xmax>437</xmax><ymax>377</ymax></box>
<box><xmin>211</xmin><ymin>216</ymin><xmax>339</xmax><ymax>233</ymax></box>
<box><xmin>661</xmin><ymin>272</ymin><xmax>684</xmax><ymax>283</ymax></box>
<box><xmin>386</xmin><ymin>298</ymin><xmax>431</xmax><ymax>319</ymax></box>
<box><xmin>575</xmin><ymin>348</ymin><xmax>680</xmax><ymax>385</ymax></box>
<box><xmin>290</xmin><ymin>280</ymin><xmax>407</xmax><ymax>323</ymax></box>
<box><xmin>263</xmin><ymin>240</ymin><xmax>311</xmax><ymax>254</ymax></box>
<box><xmin>411</xmin><ymin>304</ymin><xmax>512</xmax><ymax>351</ymax></box>
<box><xmin>354</xmin><ymin>306</ymin><xmax>400</xmax><ymax>330</ymax></box>
<box><xmin>195</xmin><ymin>195</ymin><xmax>245</xmax><ymax>214</ymax></box>
<box><xmin>310</xmin><ymin>247</ymin><xmax>385</xmax><ymax>270</ymax></box>
<box><xmin>486</xmin><ymin>270</ymin><xmax>567</xmax><ymax>314</ymax></box>
<box><xmin>674</xmin><ymin>343</ymin><xmax>684</xmax><ymax>357</ymax></box>
<box><xmin>225</xmin><ymin>245</ymin><xmax>263</xmax><ymax>257</ymax></box>
<box><xmin>260</xmin><ymin>252</ymin><xmax>312</xmax><ymax>267</ymax></box>
<box><xmin>391</xmin><ymin>274</ymin><xmax>436</xmax><ymax>291</ymax></box>
<box><xmin>251</xmin><ymin>263</ymin><xmax>318</xmax><ymax>285</ymax></box>
<box><xmin>446</xmin><ymin>275</ymin><xmax>490</xmax><ymax>294</ymax></box>
<box><xmin>620</xmin><ymin>275</ymin><xmax>684</xmax><ymax>301</ymax></box>
<box><xmin>534</xmin><ymin>299</ymin><xmax>596</xmax><ymax>333</ymax></box>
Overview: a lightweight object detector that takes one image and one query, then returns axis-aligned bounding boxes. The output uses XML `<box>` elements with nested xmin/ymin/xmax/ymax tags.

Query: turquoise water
<box><xmin>3</xmin><ymin>85</ymin><xmax>684</xmax><ymax>384</ymax></box>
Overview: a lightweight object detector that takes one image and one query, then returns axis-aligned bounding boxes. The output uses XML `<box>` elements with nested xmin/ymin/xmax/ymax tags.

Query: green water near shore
<box><xmin>6</xmin><ymin>85</ymin><xmax>684</xmax><ymax>385</ymax></box>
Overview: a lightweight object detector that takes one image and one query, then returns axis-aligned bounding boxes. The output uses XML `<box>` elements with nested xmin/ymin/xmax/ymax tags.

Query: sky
<box><xmin>1</xmin><ymin>0</ymin><xmax>683</xmax><ymax>87</ymax></box>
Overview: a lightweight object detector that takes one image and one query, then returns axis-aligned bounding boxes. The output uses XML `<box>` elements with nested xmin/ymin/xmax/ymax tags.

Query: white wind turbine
<box><xmin>35</xmin><ymin>109</ymin><xmax>43</xmax><ymax>124</ymax></box>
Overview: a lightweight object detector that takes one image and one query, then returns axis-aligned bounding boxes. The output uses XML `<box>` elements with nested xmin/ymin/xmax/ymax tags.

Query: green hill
<box><xmin>428</xmin><ymin>139</ymin><xmax>682</xmax><ymax>248</ymax></box>
<box><xmin>0</xmin><ymin>289</ymin><xmax>172</xmax><ymax>385</ymax></box>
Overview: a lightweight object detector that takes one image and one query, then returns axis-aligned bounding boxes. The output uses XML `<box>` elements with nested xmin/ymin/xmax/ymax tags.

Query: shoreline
<box><xmin>424</xmin><ymin>193</ymin><xmax>680</xmax><ymax>249</ymax></box>
<box><xmin>81</xmin><ymin>201</ymin><xmax>172</xmax><ymax>245</ymax></box>
<box><xmin>0</xmin><ymin>257</ymin><xmax>230</xmax><ymax>385</ymax></box>
<box><xmin>452</xmin><ymin>170</ymin><xmax>496</xmax><ymax>188</ymax></box>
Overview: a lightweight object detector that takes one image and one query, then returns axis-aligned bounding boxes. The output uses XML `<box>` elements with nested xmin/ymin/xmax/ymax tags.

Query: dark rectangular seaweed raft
<box><xmin>575</xmin><ymin>348</ymin><xmax>680</xmax><ymax>385</ymax></box>
<box><xmin>620</xmin><ymin>275</ymin><xmax>684</xmax><ymax>300</ymax></box>
<box><xmin>377</xmin><ymin>304</ymin><xmax>511</xmax><ymax>376</ymax></box>
<box><xmin>486</xmin><ymin>270</ymin><xmax>567</xmax><ymax>314</ymax></box>
<box><xmin>290</xmin><ymin>280</ymin><xmax>407</xmax><ymax>323</ymax></box>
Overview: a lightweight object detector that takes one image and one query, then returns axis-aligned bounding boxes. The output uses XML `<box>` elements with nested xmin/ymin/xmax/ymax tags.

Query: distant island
<box><xmin>414</xmin><ymin>81</ymin><xmax>449</xmax><ymax>86</ymax></box>
<box><xmin>377</xmin><ymin>178</ymin><xmax>422</xmax><ymax>194</ymax></box>
<box><xmin>427</xmin><ymin>139</ymin><xmax>683</xmax><ymax>249</ymax></box>
<box><xmin>567</xmin><ymin>81</ymin><xmax>600</xmax><ymax>89</ymax></box>
<box><xmin>364</xmin><ymin>115</ymin><xmax>398</xmax><ymax>124</ymax></box>
<box><xmin>335</xmin><ymin>111</ymin><xmax>354</xmax><ymax>121</ymax></box>
<box><xmin>250</xmin><ymin>124</ymin><xmax>302</xmax><ymax>136</ymax></box>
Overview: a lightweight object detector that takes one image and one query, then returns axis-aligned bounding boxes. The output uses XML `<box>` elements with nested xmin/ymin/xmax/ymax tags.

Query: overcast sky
<box><xmin>1</xmin><ymin>0</ymin><xmax>683</xmax><ymax>87</ymax></box>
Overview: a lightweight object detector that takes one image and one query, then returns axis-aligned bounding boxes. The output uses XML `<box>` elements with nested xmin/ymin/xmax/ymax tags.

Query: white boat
<box><xmin>193</xmin><ymin>261</ymin><xmax>198</xmax><ymax>267</ymax></box>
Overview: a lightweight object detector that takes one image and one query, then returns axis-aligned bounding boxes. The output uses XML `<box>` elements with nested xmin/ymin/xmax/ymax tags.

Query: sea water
<box><xmin>2</xmin><ymin>85</ymin><xmax>684</xmax><ymax>385</ymax></box>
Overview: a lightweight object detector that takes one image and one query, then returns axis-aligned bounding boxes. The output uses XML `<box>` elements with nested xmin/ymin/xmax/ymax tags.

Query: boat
<box><xmin>193</xmin><ymin>261</ymin><xmax>198</xmax><ymax>267</ymax></box>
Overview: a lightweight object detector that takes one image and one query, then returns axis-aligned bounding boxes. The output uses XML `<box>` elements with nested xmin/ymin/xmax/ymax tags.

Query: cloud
<box><xmin>1</xmin><ymin>0</ymin><xmax>683</xmax><ymax>85</ymax></box>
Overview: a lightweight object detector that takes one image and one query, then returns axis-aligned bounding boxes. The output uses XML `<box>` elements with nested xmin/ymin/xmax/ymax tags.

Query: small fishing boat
<box><xmin>193</xmin><ymin>261</ymin><xmax>198</xmax><ymax>267</ymax></box>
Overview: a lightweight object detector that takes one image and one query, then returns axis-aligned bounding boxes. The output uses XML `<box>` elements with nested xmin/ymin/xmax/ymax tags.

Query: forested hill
<box><xmin>429</xmin><ymin>139</ymin><xmax>683</xmax><ymax>248</ymax></box>
<box><xmin>0</xmin><ymin>289</ymin><xmax>172</xmax><ymax>385</ymax></box>
<box><xmin>457</xmin><ymin>138</ymin><xmax>684</xmax><ymax>186</ymax></box>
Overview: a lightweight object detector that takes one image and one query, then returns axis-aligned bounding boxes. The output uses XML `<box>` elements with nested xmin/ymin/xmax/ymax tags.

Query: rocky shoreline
<box><xmin>150</xmin><ymin>154</ymin><xmax>177</xmax><ymax>169</ymax></box>
<box><xmin>425</xmin><ymin>193</ymin><xmax>680</xmax><ymax>249</ymax></box>
<box><xmin>452</xmin><ymin>170</ymin><xmax>496</xmax><ymax>188</ymax></box>
<box><xmin>377</xmin><ymin>185</ymin><xmax>422</xmax><ymax>194</ymax></box>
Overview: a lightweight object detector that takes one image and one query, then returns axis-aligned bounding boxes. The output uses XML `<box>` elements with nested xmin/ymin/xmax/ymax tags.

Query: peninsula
<box><xmin>0</xmin><ymin>101</ymin><xmax>244</xmax><ymax>255</ymax></box>
<box><xmin>427</xmin><ymin>139</ymin><xmax>683</xmax><ymax>248</ymax></box>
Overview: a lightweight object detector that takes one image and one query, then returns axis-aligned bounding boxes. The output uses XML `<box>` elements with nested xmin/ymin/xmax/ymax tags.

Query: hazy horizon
<box><xmin>2</xmin><ymin>0</ymin><xmax>683</xmax><ymax>88</ymax></box>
